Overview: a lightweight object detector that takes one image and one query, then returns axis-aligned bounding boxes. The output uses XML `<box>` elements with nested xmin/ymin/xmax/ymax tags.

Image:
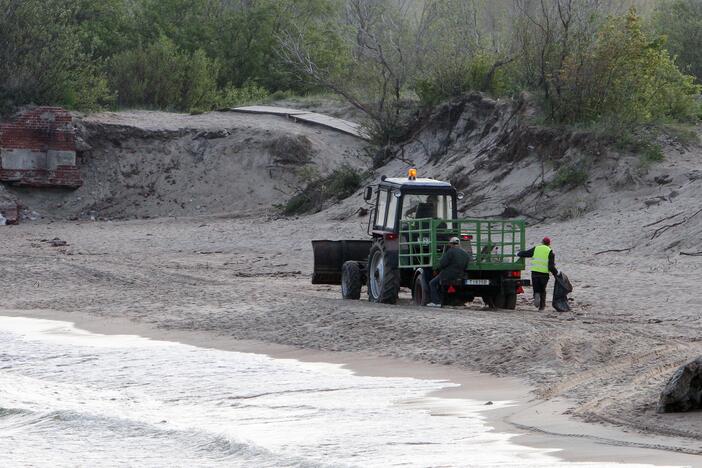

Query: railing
<box><xmin>398</xmin><ymin>218</ymin><xmax>526</xmax><ymax>271</ymax></box>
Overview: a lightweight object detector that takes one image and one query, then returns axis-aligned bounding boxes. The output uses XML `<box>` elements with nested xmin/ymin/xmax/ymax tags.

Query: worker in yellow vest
<box><xmin>518</xmin><ymin>237</ymin><xmax>558</xmax><ymax>310</ymax></box>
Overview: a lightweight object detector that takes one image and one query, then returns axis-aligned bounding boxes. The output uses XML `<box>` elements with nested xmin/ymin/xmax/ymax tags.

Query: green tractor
<box><xmin>312</xmin><ymin>170</ymin><xmax>530</xmax><ymax>309</ymax></box>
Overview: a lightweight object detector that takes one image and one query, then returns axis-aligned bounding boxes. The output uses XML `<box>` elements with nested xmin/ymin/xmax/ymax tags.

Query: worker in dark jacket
<box><xmin>427</xmin><ymin>237</ymin><xmax>470</xmax><ymax>307</ymax></box>
<box><xmin>518</xmin><ymin>237</ymin><xmax>558</xmax><ymax>311</ymax></box>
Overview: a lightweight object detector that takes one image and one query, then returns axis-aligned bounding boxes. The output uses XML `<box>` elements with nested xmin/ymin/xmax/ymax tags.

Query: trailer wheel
<box><xmin>341</xmin><ymin>261</ymin><xmax>362</xmax><ymax>300</ymax></box>
<box><xmin>367</xmin><ymin>240</ymin><xmax>399</xmax><ymax>304</ymax></box>
<box><xmin>412</xmin><ymin>274</ymin><xmax>429</xmax><ymax>306</ymax></box>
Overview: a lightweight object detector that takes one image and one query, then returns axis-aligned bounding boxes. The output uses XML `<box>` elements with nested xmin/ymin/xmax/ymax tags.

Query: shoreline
<box><xmin>2</xmin><ymin>307</ymin><xmax>699</xmax><ymax>467</ymax></box>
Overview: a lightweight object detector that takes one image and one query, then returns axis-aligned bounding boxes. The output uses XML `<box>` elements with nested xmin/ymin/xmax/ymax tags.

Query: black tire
<box><xmin>487</xmin><ymin>294</ymin><xmax>517</xmax><ymax>310</ymax></box>
<box><xmin>503</xmin><ymin>293</ymin><xmax>517</xmax><ymax>310</ymax></box>
<box><xmin>341</xmin><ymin>261</ymin><xmax>362</xmax><ymax>300</ymax></box>
<box><xmin>413</xmin><ymin>273</ymin><xmax>429</xmax><ymax>306</ymax></box>
<box><xmin>367</xmin><ymin>239</ymin><xmax>400</xmax><ymax>304</ymax></box>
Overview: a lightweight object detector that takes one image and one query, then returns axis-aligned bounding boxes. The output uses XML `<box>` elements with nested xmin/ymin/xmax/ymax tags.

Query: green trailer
<box><xmin>312</xmin><ymin>171</ymin><xmax>530</xmax><ymax>309</ymax></box>
<box><xmin>397</xmin><ymin>218</ymin><xmax>529</xmax><ymax>308</ymax></box>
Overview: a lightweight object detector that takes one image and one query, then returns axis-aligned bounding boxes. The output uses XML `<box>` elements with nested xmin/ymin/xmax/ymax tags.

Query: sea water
<box><xmin>0</xmin><ymin>316</ymin><xmax>670</xmax><ymax>467</ymax></box>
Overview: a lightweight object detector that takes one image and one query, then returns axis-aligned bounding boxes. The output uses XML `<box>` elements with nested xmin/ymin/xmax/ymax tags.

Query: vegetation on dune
<box><xmin>283</xmin><ymin>165</ymin><xmax>366</xmax><ymax>215</ymax></box>
<box><xmin>0</xmin><ymin>0</ymin><xmax>700</xmax><ymax>142</ymax></box>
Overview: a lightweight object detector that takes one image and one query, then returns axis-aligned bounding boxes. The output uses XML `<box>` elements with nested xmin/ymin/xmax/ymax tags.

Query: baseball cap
<box><xmin>449</xmin><ymin>237</ymin><xmax>460</xmax><ymax>244</ymax></box>
<box><xmin>542</xmin><ymin>236</ymin><xmax>551</xmax><ymax>245</ymax></box>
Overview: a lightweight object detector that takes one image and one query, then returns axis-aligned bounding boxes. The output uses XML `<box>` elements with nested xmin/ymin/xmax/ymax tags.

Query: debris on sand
<box><xmin>47</xmin><ymin>238</ymin><xmax>68</xmax><ymax>247</ymax></box>
<box><xmin>657</xmin><ymin>357</ymin><xmax>702</xmax><ymax>413</ymax></box>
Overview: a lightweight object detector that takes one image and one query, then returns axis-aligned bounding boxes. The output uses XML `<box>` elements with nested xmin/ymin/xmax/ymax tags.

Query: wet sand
<box><xmin>1</xmin><ymin>307</ymin><xmax>699</xmax><ymax>467</ymax></box>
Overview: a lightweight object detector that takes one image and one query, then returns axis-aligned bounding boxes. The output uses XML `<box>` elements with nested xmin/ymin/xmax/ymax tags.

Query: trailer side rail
<box><xmin>399</xmin><ymin>218</ymin><xmax>526</xmax><ymax>271</ymax></box>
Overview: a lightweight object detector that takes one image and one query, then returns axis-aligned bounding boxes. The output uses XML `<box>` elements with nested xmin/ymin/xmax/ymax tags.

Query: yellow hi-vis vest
<box><xmin>532</xmin><ymin>244</ymin><xmax>551</xmax><ymax>274</ymax></box>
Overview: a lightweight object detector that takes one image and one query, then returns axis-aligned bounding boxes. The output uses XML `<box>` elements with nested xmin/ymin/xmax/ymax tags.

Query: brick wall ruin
<box><xmin>0</xmin><ymin>107</ymin><xmax>82</xmax><ymax>188</ymax></box>
<box><xmin>0</xmin><ymin>202</ymin><xmax>18</xmax><ymax>224</ymax></box>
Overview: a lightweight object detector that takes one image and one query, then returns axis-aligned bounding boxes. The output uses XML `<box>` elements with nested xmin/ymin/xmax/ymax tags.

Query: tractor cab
<box><xmin>365</xmin><ymin>170</ymin><xmax>459</xmax><ymax>236</ymax></box>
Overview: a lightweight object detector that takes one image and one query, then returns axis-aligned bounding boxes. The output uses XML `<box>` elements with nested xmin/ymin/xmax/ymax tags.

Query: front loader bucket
<box><xmin>311</xmin><ymin>240</ymin><xmax>372</xmax><ymax>285</ymax></box>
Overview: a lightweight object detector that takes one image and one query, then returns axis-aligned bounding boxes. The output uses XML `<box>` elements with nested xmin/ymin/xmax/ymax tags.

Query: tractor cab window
<box><xmin>386</xmin><ymin>195</ymin><xmax>398</xmax><ymax>230</ymax></box>
<box><xmin>402</xmin><ymin>194</ymin><xmax>453</xmax><ymax>220</ymax></box>
<box><xmin>437</xmin><ymin>196</ymin><xmax>453</xmax><ymax>220</ymax></box>
<box><xmin>374</xmin><ymin>189</ymin><xmax>388</xmax><ymax>228</ymax></box>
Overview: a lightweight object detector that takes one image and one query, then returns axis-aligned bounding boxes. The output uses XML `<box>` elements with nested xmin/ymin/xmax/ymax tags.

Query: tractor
<box><xmin>312</xmin><ymin>169</ymin><xmax>530</xmax><ymax>308</ymax></box>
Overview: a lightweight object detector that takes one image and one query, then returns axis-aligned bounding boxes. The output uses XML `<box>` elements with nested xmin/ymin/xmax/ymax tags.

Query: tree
<box><xmin>108</xmin><ymin>36</ymin><xmax>220</xmax><ymax>111</ymax></box>
<box><xmin>278</xmin><ymin>0</ymin><xmax>438</xmax><ymax>144</ymax></box>
<box><xmin>0</xmin><ymin>0</ymin><xmax>112</xmax><ymax>113</ymax></box>
<box><xmin>654</xmin><ymin>0</ymin><xmax>702</xmax><ymax>83</ymax></box>
<box><xmin>557</xmin><ymin>9</ymin><xmax>700</xmax><ymax>124</ymax></box>
<box><xmin>415</xmin><ymin>0</ymin><xmax>515</xmax><ymax>105</ymax></box>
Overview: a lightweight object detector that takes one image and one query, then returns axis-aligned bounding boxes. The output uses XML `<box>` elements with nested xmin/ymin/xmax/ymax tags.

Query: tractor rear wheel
<box><xmin>367</xmin><ymin>240</ymin><xmax>399</xmax><ymax>304</ymax></box>
<box><xmin>341</xmin><ymin>261</ymin><xmax>362</xmax><ymax>300</ymax></box>
<box><xmin>412</xmin><ymin>274</ymin><xmax>429</xmax><ymax>306</ymax></box>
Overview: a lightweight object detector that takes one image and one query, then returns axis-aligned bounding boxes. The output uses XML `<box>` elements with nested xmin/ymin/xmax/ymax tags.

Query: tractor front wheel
<box><xmin>341</xmin><ymin>261</ymin><xmax>362</xmax><ymax>300</ymax></box>
<box><xmin>367</xmin><ymin>240</ymin><xmax>399</xmax><ymax>304</ymax></box>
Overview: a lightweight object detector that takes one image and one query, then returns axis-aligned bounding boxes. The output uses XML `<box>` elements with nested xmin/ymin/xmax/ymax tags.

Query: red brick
<box><xmin>0</xmin><ymin>107</ymin><xmax>81</xmax><ymax>188</ymax></box>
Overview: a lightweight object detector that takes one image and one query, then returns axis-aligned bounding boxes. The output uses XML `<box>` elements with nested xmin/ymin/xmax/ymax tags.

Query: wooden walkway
<box><xmin>230</xmin><ymin>106</ymin><xmax>369</xmax><ymax>140</ymax></box>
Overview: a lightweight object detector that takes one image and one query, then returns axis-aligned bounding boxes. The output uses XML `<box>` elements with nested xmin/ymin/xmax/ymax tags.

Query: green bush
<box><xmin>217</xmin><ymin>84</ymin><xmax>270</xmax><ymax>109</ymax></box>
<box><xmin>548</xmin><ymin>166</ymin><xmax>589</xmax><ymax>189</ymax></box>
<box><xmin>638</xmin><ymin>143</ymin><xmax>665</xmax><ymax>168</ymax></box>
<box><xmin>283</xmin><ymin>165</ymin><xmax>365</xmax><ymax>215</ymax></box>
<box><xmin>0</xmin><ymin>0</ymin><xmax>114</xmax><ymax>114</ymax></box>
<box><xmin>109</xmin><ymin>37</ymin><xmax>220</xmax><ymax>112</ymax></box>
<box><xmin>653</xmin><ymin>0</ymin><xmax>702</xmax><ymax>84</ymax></box>
<box><xmin>555</xmin><ymin>9</ymin><xmax>701</xmax><ymax>125</ymax></box>
<box><xmin>416</xmin><ymin>54</ymin><xmax>511</xmax><ymax>107</ymax></box>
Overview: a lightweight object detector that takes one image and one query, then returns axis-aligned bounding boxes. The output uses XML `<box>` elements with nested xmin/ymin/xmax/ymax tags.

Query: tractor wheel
<box><xmin>412</xmin><ymin>274</ymin><xmax>429</xmax><ymax>306</ymax></box>
<box><xmin>487</xmin><ymin>294</ymin><xmax>517</xmax><ymax>310</ymax></box>
<box><xmin>367</xmin><ymin>239</ymin><xmax>400</xmax><ymax>304</ymax></box>
<box><xmin>341</xmin><ymin>261</ymin><xmax>362</xmax><ymax>300</ymax></box>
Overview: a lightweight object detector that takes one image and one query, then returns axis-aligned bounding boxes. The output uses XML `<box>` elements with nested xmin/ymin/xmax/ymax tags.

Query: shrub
<box><xmin>217</xmin><ymin>83</ymin><xmax>270</xmax><ymax>108</ymax></box>
<box><xmin>653</xmin><ymin>0</ymin><xmax>702</xmax><ymax>84</ymax></box>
<box><xmin>0</xmin><ymin>0</ymin><xmax>114</xmax><ymax>113</ymax></box>
<box><xmin>283</xmin><ymin>165</ymin><xmax>365</xmax><ymax>215</ymax></box>
<box><xmin>326</xmin><ymin>165</ymin><xmax>362</xmax><ymax>200</ymax></box>
<box><xmin>416</xmin><ymin>54</ymin><xmax>511</xmax><ymax>107</ymax></box>
<box><xmin>555</xmin><ymin>9</ymin><xmax>701</xmax><ymax>125</ymax></box>
<box><xmin>109</xmin><ymin>36</ymin><xmax>220</xmax><ymax>112</ymax></box>
<box><xmin>638</xmin><ymin>143</ymin><xmax>665</xmax><ymax>168</ymax></box>
<box><xmin>548</xmin><ymin>166</ymin><xmax>589</xmax><ymax>189</ymax></box>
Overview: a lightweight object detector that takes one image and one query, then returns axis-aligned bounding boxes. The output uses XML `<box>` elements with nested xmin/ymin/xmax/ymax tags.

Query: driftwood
<box><xmin>680</xmin><ymin>251</ymin><xmax>702</xmax><ymax>257</ymax></box>
<box><xmin>644</xmin><ymin>211</ymin><xmax>684</xmax><ymax>228</ymax></box>
<box><xmin>650</xmin><ymin>208</ymin><xmax>702</xmax><ymax>240</ymax></box>
<box><xmin>594</xmin><ymin>247</ymin><xmax>634</xmax><ymax>255</ymax></box>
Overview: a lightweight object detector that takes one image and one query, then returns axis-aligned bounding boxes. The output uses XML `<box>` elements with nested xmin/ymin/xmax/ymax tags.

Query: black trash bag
<box><xmin>552</xmin><ymin>272</ymin><xmax>573</xmax><ymax>312</ymax></box>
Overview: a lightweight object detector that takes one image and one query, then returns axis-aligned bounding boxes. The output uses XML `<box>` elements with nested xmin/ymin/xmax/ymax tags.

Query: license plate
<box><xmin>464</xmin><ymin>279</ymin><xmax>490</xmax><ymax>286</ymax></box>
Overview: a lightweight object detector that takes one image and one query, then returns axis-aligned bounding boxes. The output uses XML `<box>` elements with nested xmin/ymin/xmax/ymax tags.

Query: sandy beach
<box><xmin>2</xmin><ymin>206</ymin><xmax>702</xmax><ymax>465</ymax></box>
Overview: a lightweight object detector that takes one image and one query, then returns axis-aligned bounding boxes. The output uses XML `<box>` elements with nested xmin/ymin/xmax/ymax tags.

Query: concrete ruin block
<box><xmin>0</xmin><ymin>202</ymin><xmax>19</xmax><ymax>225</ymax></box>
<box><xmin>0</xmin><ymin>107</ymin><xmax>82</xmax><ymax>188</ymax></box>
<box><xmin>657</xmin><ymin>357</ymin><xmax>702</xmax><ymax>413</ymax></box>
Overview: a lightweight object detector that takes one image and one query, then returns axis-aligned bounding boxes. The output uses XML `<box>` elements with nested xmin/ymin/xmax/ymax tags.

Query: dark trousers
<box><xmin>532</xmin><ymin>272</ymin><xmax>549</xmax><ymax>309</ymax></box>
<box><xmin>429</xmin><ymin>276</ymin><xmax>442</xmax><ymax>304</ymax></box>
